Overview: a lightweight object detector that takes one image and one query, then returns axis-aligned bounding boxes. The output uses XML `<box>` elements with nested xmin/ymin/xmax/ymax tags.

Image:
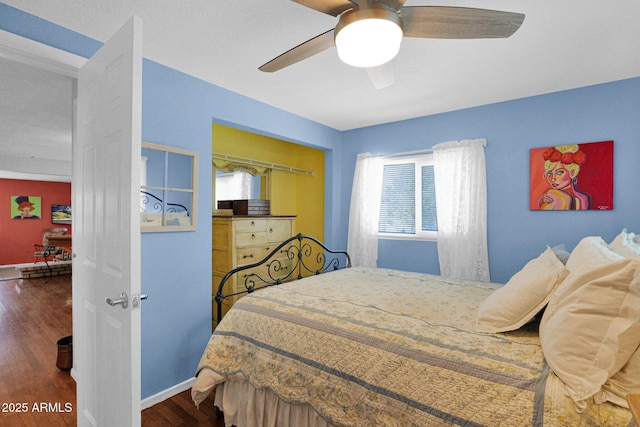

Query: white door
<box><xmin>72</xmin><ymin>16</ymin><xmax>143</xmax><ymax>426</ymax></box>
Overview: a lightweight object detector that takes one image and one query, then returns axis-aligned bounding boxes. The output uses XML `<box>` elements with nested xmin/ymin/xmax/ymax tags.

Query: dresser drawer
<box><xmin>236</xmin><ymin>245</ymin><xmax>277</xmax><ymax>266</ymax></box>
<box><xmin>267</xmin><ymin>219</ymin><xmax>293</xmax><ymax>242</ymax></box>
<box><xmin>235</xmin><ymin>219</ymin><xmax>267</xmax><ymax>232</ymax></box>
<box><xmin>236</xmin><ymin>231</ymin><xmax>268</xmax><ymax>247</ymax></box>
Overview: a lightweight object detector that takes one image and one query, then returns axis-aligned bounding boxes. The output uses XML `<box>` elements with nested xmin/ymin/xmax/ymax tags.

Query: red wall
<box><xmin>0</xmin><ymin>178</ymin><xmax>72</xmax><ymax>265</ymax></box>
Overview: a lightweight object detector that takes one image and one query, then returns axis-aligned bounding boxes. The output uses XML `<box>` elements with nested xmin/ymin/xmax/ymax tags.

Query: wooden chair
<box><xmin>33</xmin><ymin>227</ymin><xmax>68</xmax><ymax>263</ymax></box>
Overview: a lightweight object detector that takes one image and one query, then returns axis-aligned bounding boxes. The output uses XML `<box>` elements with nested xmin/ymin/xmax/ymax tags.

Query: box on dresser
<box><xmin>217</xmin><ymin>200</ymin><xmax>234</xmax><ymax>210</ymax></box>
<box><xmin>233</xmin><ymin>199</ymin><xmax>270</xmax><ymax>216</ymax></box>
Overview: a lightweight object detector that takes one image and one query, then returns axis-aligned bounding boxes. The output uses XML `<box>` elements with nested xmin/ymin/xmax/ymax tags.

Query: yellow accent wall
<box><xmin>213</xmin><ymin>124</ymin><xmax>325</xmax><ymax>240</ymax></box>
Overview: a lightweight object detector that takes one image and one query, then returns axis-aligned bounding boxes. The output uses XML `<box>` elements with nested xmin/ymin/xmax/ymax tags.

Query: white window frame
<box><xmin>377</xmin><ymin>153</ymin><xmax>437</xmax><ymax>241</ymax></box>
<box><xmin>140</xmin><ymin>141</ymin><xmax>199</xmax><ymax>232</ymax></box>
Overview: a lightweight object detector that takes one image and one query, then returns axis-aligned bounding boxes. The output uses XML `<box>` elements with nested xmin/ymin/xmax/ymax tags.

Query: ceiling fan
<box><xmin>259</xmin><ymin>0</ymin><xmax>525</xmax><ymax>88</ymax></box>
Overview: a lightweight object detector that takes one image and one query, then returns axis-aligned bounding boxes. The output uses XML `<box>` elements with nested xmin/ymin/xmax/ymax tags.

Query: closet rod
<box><xmin>212</xmin><ymin>152</ymin><xmax>314</xmax><ymax>177</ymax></box>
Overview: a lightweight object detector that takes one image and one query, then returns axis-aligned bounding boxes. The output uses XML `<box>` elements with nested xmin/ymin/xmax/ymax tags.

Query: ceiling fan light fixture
<box><xmin>335</xmin><ymin>7</ymin><xmax>403</xmax><ymax>68</ymax></box>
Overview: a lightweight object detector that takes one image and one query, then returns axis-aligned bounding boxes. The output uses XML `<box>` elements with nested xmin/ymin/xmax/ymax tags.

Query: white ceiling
<box><xmin>0</xmin><ymin>55</ymin><xmax>73</xmax><ymax>180</ymax></box>
<box><xmin>1</xmin><ymin>0</ymin><xmax>639</xmax><ymax>178</ymax></box>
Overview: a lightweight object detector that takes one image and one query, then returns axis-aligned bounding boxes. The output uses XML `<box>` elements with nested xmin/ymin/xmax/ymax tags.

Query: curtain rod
<box><xmin>212</xmin><ymin>152</ymin><xmax>314</xmax><ymax>177</ymax></box>
<box><xmin>382</xmin><ymin>148</ymin><xmax>433</xmax><ymax>159</ymax></box>
<box><xmin>382</xmin><ymin>139</ymin><xmax>488</xmax><ymax>159</ymax></box>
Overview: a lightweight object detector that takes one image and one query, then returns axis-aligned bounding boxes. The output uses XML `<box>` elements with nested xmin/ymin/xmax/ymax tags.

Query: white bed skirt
<box><xmin>192</xmin><ymin>370</ymin><xmax>335</xmax><ymax>427</ymax></box>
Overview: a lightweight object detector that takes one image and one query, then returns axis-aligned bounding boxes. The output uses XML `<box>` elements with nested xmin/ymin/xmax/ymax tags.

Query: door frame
<box><xmin>0</xmin><ymin>28</ymin><xmax>87</xmax><ymax>378</ymax></box>
<box><xmin>0</xmin><ymin>29</ymin><xmax>86</xmax><ymax>77</ymax></box>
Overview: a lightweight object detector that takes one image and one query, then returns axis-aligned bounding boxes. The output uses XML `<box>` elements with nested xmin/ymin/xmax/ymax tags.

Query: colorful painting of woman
<box><xmin>529</xmin><ymin>141</ymin><xmax>614</xmax><ymax>211</ymax></box>
<box><xmin>537</xmin><ymin>144</ymin><xmax>590</xmax><ymax>210</ymax></box>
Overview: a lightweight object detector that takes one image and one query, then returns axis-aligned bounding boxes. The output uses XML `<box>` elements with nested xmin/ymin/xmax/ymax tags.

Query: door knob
<box><xmin>106</xmin><ymin>292</ymin><xmax>128</xmax><ymax>309</ymax></box>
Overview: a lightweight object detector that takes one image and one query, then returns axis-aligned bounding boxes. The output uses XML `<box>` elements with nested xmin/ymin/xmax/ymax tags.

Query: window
<box><xmin>140</xmin><ymin>141</ymin><xmax>199</xmax><ymax>232</ymax></box>
<box><xmin>378</xmin><ymin>154</ymin><xmax>437</xmax><ymax>239</ymax></box>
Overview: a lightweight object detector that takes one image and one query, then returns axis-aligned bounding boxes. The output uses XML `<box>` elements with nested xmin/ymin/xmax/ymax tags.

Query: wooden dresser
<box><xmin>212</xmin><ymin>215</ymin><xmax>295</xmax><ymax>329</ymax></box>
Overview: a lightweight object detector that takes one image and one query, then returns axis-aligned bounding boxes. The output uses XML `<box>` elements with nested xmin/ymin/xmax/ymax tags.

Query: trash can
<box><xmin>56</xmin><ymin>335</ymin><xmax>72</xmax><ymax>371</ymax></box>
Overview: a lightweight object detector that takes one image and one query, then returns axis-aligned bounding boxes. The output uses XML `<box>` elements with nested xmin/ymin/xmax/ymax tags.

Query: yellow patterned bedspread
<box><xmin>196</xmin><ymin>267</ymin><xmax>633</xmax><ymax>427</ymax></box>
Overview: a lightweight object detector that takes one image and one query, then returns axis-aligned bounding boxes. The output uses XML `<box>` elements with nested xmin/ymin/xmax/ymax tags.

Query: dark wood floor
<box><xmin>0</xmin><ymin>274</ymin><xmax>223</xmax><ymax>426</ymax></box>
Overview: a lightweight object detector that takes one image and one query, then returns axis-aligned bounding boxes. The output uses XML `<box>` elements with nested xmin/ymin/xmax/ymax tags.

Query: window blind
<box><xmin>378</xmin><ymin>163</ymin><xmax>415</xmax><ymax>234</ymax></box>
<box><xmin>421</xmin><ymin>165</ymin><xmax>438</xmax><ymax>232</ymax></box>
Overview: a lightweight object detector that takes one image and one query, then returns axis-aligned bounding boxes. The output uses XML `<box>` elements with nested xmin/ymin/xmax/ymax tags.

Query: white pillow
<box><xmin>165</xmin><ymin>212</ymin><xmax>191</xmax><ymax>226</ymax></box>
<box><xmin>609</xmin><ymin>229</ymin><xmax>640</xmax><ymax>259</ymax></box>
<box><xmin>540</xmin><ymin>237</ymin><xmax>640</xmax><ymax>410</ymax></box>
<box><xmin>475</xmin><ymin>246</ymin><xmax>569</xmax><ymax>333</ymax></box>
<box><xmin>565</xmin><ymin>235</ymin><xmax>624</xmax><ymax>271</ymax></box>
<box><xmin>141</xmin><ymin>212</ymin><xmax>162</xmax><ymax>224</ymax></box>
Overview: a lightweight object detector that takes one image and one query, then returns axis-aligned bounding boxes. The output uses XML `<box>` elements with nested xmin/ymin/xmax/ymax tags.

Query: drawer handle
<box><xmin>243</xmin><ymin>254</ymin><xmax>254</xmax><ymax>259</ymax></box>
<box><xmin>251</xmin><ymin>234</ymin><xmax>256</xmax><ymax>239</ymax></box>
<box><xmin>269</xmin><ymin>228</ymin><xmax>273</xmax><ymax>233</ymax></box>
<box><xmin>250</xmin><ymin>221</ymin><xmax>255</xmax><ymax>226</ymax></box>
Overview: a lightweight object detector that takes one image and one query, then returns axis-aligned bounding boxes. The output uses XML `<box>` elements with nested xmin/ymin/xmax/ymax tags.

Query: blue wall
<box><xmin>341</xmin><ymin>78</ymin><xmax>640</xmax><ymax>283</ymax></box>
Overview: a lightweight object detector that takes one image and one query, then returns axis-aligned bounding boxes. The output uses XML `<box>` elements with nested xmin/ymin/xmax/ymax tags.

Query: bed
<box><xmin>193</xmin><ymin>233</ymin><xmax>640</xmax><ymax>426</ymax></box>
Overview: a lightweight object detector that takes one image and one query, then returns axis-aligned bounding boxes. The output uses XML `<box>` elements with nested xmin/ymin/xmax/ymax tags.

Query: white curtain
<box><xmin>347</xmin><ymin>153</ymin><xmax>383</xmax><ymax>267</ymax></box>
<box><xmin>433</xmin><ymin>139</ymin><xmax>490</xmax><ymax>282</ymax></box>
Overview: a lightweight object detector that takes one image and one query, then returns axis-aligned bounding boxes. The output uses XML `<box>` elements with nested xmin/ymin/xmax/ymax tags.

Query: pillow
<box><xmin>609</xmin><ymin>229</ymin><xmax>640</xmax><ymax>259</ymax></box>
<box><xmin>141</xmin><ymin>212</ymin><xmax>162</xmax><ymax>224</ymax></box>
<box><xmin>551</xmin><ymin>243</ymin><xmax>571</xmax><ymax>264</ymax></box>
<box><xmin>165</xmin><ymin>212</ymin><xmax>191</xmax><ymax>226</ymax></box>
<box><xmin>475</xmin><ymin>246</ymin><xmax>569</xmax><ymax>333</ymax></box>
<box><xmin>565</xmin><ymin>235</ymin><xmax>624</xmax><ymax>271</ymax></box>
<box><xmin>596</xmin><ymin>344</ymin><xmax>640</xmax><ymax>408</ymax></box>
<box><xmin>540</xmin><ymin>236</ymin><xmax>640</xmax><ymax>410</ymax></box>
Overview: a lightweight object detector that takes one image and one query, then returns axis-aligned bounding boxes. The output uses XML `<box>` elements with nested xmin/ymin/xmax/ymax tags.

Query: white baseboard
<box><xmin>141</xmin><ymin>377</ymin><xmax>196</xmax><ymax>410</ymax></box>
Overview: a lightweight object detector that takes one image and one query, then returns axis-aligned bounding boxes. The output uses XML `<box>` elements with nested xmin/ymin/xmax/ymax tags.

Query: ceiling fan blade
<box><xmin>291</xmin><ymin>0</ymin><xmax>355</xmax><ymax>16</ymax></box>
<box><xmin>259</xmin><ymin>29</ymin><xmax>335</xmax><ymax>72</ymax></box>
<box><xmin>401</xmin><ymin>6</ymin><xmax>525</xmax><ymax>39</ymax></box>
<box><xmin>366</xmin><ymin>61</ymin><xmax>395</xmax><ymax>89</ymax></box>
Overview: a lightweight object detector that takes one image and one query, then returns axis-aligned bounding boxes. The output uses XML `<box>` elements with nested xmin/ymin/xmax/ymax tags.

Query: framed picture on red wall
<box><xmin>52</xmin><ymin>204</ymin><xmax>72</xmax><ymax>224</ymax></box>
<box><xmin>530</xmin><ymin>140</ymin><xmax>614</xmax><ymax>211</ymax></box>
<box><xmin>11</xmin><ymin>195</ymin><xmax>42</xmax><ymax>219</ymax></box>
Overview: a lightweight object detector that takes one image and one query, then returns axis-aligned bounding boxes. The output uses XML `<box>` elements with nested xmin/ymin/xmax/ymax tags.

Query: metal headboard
<box><xmin>215</xmin><ymin>233</ymin><xmax>351</xmax><ymax>325</ymax></box>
